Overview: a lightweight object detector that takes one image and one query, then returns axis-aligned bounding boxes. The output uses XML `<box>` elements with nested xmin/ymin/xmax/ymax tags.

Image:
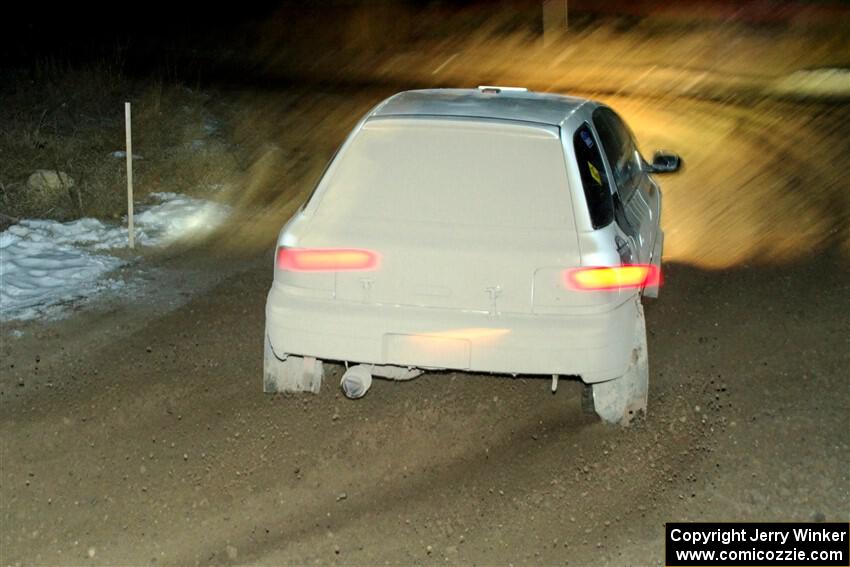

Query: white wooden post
<box><xmin>125</xmin><ymin>102</ymin><xmax>135</xmax><ymax>248</ymax></box>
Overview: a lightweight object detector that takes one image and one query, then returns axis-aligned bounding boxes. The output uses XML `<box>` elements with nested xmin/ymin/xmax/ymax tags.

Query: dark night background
<box><xmin>6</xmin><ymin>1</ymin><xmax>849</xmax><ymax>81</ymax></box>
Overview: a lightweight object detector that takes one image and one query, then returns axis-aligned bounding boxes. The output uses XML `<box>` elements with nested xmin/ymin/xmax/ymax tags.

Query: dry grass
<box><xmin>247</xmin><ymin>9</ymin><xmax>850</xmax><ymax>268</ymax></box>
<box><xmin>609</xmin><ymin>96</ymin><xmax>850</xmax><ymax>268</ymax></box>
<box><xmin>3</xmin><ymin>9</ymin><xmax>847</xmax><ymax>271</ymax></box>
<box><xmin>252</xmin><ymin>7</ymin><xmax>850</xmax><ymax>97</ymax></box>
<box><xmin>204</xmin><ymin>88</ymin><xmax>388</xmax><ymax>253</ymax></box>
<box><xmin>0</xmin><ymin>61</ymin><xmax>240</xmax><ymax>221</ymax></box>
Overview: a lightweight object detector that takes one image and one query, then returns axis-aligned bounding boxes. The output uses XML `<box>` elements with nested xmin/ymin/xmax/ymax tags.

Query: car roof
<box><xmin>370</xmin><ymin>88</ymin><xmax>591</xmax><ymax>127</ymax></box>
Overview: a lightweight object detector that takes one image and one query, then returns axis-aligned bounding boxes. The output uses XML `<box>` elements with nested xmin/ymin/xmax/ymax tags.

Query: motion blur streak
<box><xmin>617</xmin><ymin>99</ymin><xmax>849</xmax><ymax>268</ymax></box>
<box><xmin>193</xmin><ymin>3</ymin><xmax>849</xmax><ymax>271</ymax></box>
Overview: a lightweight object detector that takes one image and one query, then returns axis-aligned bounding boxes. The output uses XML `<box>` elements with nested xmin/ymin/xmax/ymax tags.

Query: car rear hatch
<box><xmin>277</xmin><ymin>117</ymin><xmax>629</xmax><ymax>314</ymax></box>
<box><xmin>303</xmin><ymin>220</ymin><xmax>581</xmax><ymax>313</ymax></box>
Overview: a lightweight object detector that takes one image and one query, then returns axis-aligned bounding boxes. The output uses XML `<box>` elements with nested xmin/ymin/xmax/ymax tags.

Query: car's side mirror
<box><xmin>648</xmin><ymin>151</ymin><xmax>681</xmax><ymax>173</ymax></box>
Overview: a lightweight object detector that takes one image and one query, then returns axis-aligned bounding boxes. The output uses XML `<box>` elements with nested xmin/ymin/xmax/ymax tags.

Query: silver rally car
<box><xmin>264</xmin><ymin>86</ymin><xmax>680</xmax><ymax>425</ymax></box>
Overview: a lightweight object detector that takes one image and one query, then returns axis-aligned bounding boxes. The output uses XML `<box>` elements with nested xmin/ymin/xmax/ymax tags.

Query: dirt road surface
<box><xmin>2</xmin><ymin>89</ymin><xmax>849</xmax><ymax>566</ymax></box>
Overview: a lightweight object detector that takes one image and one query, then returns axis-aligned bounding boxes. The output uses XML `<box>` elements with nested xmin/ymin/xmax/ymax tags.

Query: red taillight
<box><xmin>277</xmin><ymin>247</ymin><xmax>380</xmax><ymax>272</ymax></box>
<box><xmin>564</xmin><ymin>265</ymin><xmax>661</xmax><ymax>291</ymax></box>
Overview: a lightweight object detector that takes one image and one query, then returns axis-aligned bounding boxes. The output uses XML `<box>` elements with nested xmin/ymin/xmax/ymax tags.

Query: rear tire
<box><xmin>585</xmin><ymin>299</ymin><xmax>648</xmax><ymax>426</ymax></box>
<box><xmin>263</xmin><ymin>334</ymin><xmax>323</xmax><ymax>394</ymax></box>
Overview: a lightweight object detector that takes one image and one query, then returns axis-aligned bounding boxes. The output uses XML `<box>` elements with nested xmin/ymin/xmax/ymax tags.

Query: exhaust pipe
<box><xmin>340</xmin><ymin>365</ymin><xmax>373</xmax><ymax>399</ymax></box>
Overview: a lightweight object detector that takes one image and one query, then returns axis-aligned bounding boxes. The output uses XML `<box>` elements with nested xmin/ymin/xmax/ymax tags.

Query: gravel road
<box><xmin>2</xmin><ymin>90</ymin><xmax>848</xmax><ymax>567</ymax></box>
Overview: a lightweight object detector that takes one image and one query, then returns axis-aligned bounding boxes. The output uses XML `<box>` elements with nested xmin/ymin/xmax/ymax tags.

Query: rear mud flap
<box><xmin>263</xmin><ymin>334</ymin><xmax>324</xmax><ymax>394</ymax></box>
<box><xmin>587</xmin><ymin>300</ymin><xmax>648</xmax><ymax>425</ymax></box>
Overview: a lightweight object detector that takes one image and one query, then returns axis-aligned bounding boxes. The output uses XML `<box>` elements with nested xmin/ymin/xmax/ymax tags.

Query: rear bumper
<box><xmin>265</xmin><ymin>285</ymin><xmax>638</xmax><ymax>383</ymax></box>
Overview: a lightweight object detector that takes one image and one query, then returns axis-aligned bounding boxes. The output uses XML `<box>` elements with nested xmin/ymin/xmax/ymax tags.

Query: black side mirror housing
<box><xmin>648</xmin><ymin>151</ymin><xmax>681</xmax><ymax>173</ymax></box>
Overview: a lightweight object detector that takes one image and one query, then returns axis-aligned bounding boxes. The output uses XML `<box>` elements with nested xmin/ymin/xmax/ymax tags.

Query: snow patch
<box><xmin>132</xmin><ymin>192</ymin><xmax>230</xmax><ymax>246</ymax></box>
<box><xmin>1</xmin><ymin>193</ymin><xmax>230</xmax><ymax>321</ymax></box>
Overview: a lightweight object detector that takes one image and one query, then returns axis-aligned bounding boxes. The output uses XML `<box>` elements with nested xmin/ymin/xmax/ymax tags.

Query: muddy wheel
<box><xmin>263</xmin><ymin>334</ymin><xmax>323</xmax><ymax>394</ymax></box>
<box><xmin>586</xmin><ymin>300</ymin><xmax>648</xmax><ymax>426</ymax></box>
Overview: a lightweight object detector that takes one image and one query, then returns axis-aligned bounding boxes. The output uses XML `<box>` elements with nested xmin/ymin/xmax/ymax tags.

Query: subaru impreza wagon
<box><xmin>264</xmin><ymin>87</ymin><xmax>680</xmax><ymax>425</ymax></box>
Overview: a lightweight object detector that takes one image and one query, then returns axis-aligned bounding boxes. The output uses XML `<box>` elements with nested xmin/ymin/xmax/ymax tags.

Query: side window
<box><xmin>572</xmin><ymin>123</ymin><xmax>613</xmax><ymax>229</ymax></box>
<box><xmin>593</xmin><ymin>108</ymin><xmax>642</xmax><ymax>202</ymax></box>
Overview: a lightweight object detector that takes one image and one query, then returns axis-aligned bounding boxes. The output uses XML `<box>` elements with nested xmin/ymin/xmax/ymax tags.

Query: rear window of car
<box><xmin>573</xmin><ymin>123</ymin><xmax>614</xmax><ymax>229</ymax></box>
<box><xmin>311</xmin><ymin>118</ymin><xmax>575</xmax><ymax>229</ymax></box>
